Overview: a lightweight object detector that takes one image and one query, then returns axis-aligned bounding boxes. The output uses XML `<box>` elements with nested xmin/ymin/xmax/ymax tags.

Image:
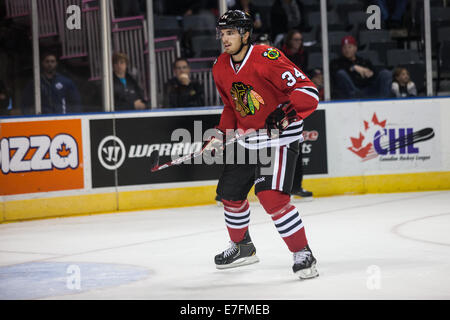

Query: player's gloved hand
<box><xmin>202</xmin><ymin>128</ymin><xmax>225</xmax><ymax>157</ymax></box>
<box><xmin>265</xmin><ymin>102</ymin><xmax>299</xmax><ymax>138</ymax></box>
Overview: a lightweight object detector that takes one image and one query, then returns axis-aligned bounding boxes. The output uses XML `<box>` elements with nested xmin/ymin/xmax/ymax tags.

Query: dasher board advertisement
<box><xmin>302</xmin><ymin>109</ymin><xmax>327</xmax><ymax>175</ymax></box>
<box><xmin>0</xmin><ymin>119</ymin><xmax>84</xmax><ymax>196</ymax></box>
<box><xmin>90</xmin><ymin>114</ymin><xmax>223</xmax><ymax>188</ymax></box>
<box><xmin>326</xmin><ymin>99</ymin><xmax>441</xmax><ymax>176</ymax></box>
<box><xmin>90</xmin><ymin>110</ymin><xmax>329</xmax><ymax>188</ymax></box>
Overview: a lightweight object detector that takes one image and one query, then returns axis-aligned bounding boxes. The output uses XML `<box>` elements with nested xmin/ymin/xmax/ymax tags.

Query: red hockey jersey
<box><xmin>213</xmin><ymin>44</ymin><xmax>319</xmax><ymax>137</ymax></box>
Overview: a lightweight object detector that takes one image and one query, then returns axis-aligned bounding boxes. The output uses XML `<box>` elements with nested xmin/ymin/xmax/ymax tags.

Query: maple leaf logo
<box><xmin>57</xmin><ymin>143</ymin><xmax>71</xmax><ymax>158</ymax></box>
<box><xmin>371</xmin><ymin>113</ymin><xmax>386</xmax><ymax>128</ymax></box>
<box><xmin>348</xmin><ymin>113</ymin><xmax>387</xmax><ymax>161</ymax></box>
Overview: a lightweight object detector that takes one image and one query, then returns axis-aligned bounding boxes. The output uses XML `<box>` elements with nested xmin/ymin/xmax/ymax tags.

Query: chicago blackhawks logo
<box><xmin>230</xmin><ymin>82</ymin><xmax>265</xmax><ymax>117</ymax></box>
<box><xmin>262</xmin><ymin>47</ymin><xmax>280</xmax><ymax>60</ymax></box>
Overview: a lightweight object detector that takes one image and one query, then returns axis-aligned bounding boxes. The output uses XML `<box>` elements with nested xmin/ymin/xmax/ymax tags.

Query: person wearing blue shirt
<box><xmin>21</xmin><ymin>52</ymin><xmax>82</xmax><ymax>115</ymax></box>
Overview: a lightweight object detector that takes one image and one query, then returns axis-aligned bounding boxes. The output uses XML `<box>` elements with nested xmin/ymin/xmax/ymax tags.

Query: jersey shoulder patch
<box><xmin>261</xmin><ymin>47</ymin><xmax>281</xmax><ymax>61</ymax></box>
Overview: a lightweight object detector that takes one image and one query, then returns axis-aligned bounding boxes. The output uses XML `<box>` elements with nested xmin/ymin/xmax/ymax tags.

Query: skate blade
<box><xmin>216</xmin><ymin>255</ymin><xmax>259</xmax><ymax>270</ymax></box>
<box><xmin>295</xmin><ymin>262</ymin><xmax>319</xmax><ymax>279</ymax></box>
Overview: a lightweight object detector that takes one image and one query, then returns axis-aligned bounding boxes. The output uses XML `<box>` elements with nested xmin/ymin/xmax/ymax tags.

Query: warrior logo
<box><xmin>262</xmin><ymin>47</ymin><xmax>281</xmax><ymax>60</ymax></box>
<box><xmin>98</xmin><ymin>135</ymin><xmax>126</xmax><ymax>170</ymax></box>
<box><xmin>230</xmin><ymin>82</ymin><xmax>265</xmax><ymax>117</ymax></box>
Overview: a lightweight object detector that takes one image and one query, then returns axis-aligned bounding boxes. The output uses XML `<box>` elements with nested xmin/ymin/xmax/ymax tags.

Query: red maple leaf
<box><xmin>372</xmin><ymin>113</ymin><xmax>386</xmax><ymax>128</ymax></box>
<box><xmin>364</xmin><ymin>121</ymin><xmax>369</xmax><ymax>131</ymax></box>
<box><xmin>348</xmin><ymin>113</ymin><xmax>387</xmax><ymax>160</ymax></box>
<box><xmin>348</xmin><ymin>142</ymin><xmax>373</xmax><ymax>159</ymax></box>
<box><xmin>350</xmin><ymin>132</ymin><xmax>365</xmax><ymax>149</ymax></box>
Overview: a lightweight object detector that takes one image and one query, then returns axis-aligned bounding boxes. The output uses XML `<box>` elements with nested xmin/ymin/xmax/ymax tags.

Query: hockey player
<box><xmin>205</xmin><ymin>10</ymin><xmax>319</xmax><ymax>279</ymax></box>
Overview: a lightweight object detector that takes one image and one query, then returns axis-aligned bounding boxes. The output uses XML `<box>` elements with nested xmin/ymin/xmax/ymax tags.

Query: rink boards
<box><xmin>1</xmin><ymin>97</ymin><xmax>449</xmax><ymax>222</ymax></box>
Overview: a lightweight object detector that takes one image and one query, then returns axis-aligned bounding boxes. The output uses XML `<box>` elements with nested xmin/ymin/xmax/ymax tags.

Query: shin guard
<box><xmin>257</xmin><ymin>190</ymin><xmax>308</xmax><ymax>252</ymax></box>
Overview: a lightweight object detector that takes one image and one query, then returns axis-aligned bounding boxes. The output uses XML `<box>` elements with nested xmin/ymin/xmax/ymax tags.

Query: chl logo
<box><xmin>0</xmin><ymin>134</ymin><xmax>79</xmax><ymax>174</ymax></box>
<box><xmin>348</xmin><ymin>113</ymin><xmax>434</xmax><ymax>161</ymax></box>
<box><xmin>98</xmin><ymin>136</ymin><xmax>126</xmax><ymax>170</ymax></box>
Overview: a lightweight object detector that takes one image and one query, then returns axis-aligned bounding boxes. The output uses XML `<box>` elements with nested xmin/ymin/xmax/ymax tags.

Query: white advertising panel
<box><xmin>325</xmin><ymin>98</ymin><xmax>441</xmax><ymax>177</ymax></box>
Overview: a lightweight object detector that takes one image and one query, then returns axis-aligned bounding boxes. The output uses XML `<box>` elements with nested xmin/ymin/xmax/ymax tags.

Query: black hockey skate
<box><xmin>292</xmin><ymin>188</ymin><xmax>313</xmax><ymax>198</ymax></box>
<box><xmin>291</xmin><ymin>188</ymin><xmax>313</xmax><ymax>202</ymax></box>
<box><xmin>292</xmin><ymin>244</ymin><xmax>319</xmax><ymax>279</ymax></box>
<box><xmin>215</xmin><ymin>231</ymin><xmax>259</xmax><ymax>269</ymax></box>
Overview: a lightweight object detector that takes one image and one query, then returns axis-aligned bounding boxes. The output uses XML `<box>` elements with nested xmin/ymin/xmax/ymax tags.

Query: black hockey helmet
<box><xmin>216</xmin><ymin>10</ymin><xmax>253</xmax><ymax>39</ymax></box>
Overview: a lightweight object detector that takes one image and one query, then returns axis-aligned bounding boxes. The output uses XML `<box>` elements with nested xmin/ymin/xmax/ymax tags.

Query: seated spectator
<box><xmin>162</xmin><ymin>58</ymin><xmax>204</xmax><ymax>108</ymax></box>
<box><xmin>231</xmin><ymin>0</ymin><xmax>263</xmax><ymax>34</ymax></box>
<box><xmin>21</xmin><ymin>52</ymin><xmax>81</xmax><ymax>115</ymax></box>
<box><xmin>280</xmin><ymin>29</ymin><xmax>308</xmax><ymax>70</ymax></box>
<box><xmin>271</xmin><ymin>0</ymin><xmax>305</xmax><ymax>46</ymax></box>
<box><xmin>112</xmin><ymin>52</ymin><xmax>147</xmax><ymax>111</ymax></box>
<box><xmin>308</xmin><ymin>68</ymin><xmax>324</xmax><ymax>101</ymax></box>
<box><xmin>391</xmin><ymin>67</ymin><xmax>417</xmax><ymax>98</ymax></box>
<box><xmin>330</xmin><ymin>36</ymin><xmax>392</xmax><ymax>99</ymax></box>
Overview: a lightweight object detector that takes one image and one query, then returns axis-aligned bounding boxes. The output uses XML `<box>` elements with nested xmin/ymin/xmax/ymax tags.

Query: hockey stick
<box><xmin>378</xmin><ymin>127</ymin><xmax>434</xmax><ymax>152</ymax></box>
<box><xmin>149</xmin><ymin>129</ymin><xmax>258</xmax><ymax>172</ymax></box>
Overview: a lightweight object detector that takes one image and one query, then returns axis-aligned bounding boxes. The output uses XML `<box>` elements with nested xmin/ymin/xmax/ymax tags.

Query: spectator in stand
<box><xmin>231</xmin><ymin>0</ymin><xmax>264</xmax><ymax>34</ymax></box>
<box><xmin>280</xmin><ymin>29</ymin><xmax>308</xmax><ymax>70</ymax></box>
<box><xmin>112</xmin><ymin>52</ymin><xmax>147</xmax><ymax>111</ymax></box>
<box><xmin>309</xmin><ymin>68</ymin><xmax>324</xmax><ymax>101</ymax></box>
<box><xmin>21</xmin><ymin>52</ymin><xmax>82</xmax><ymax>115</ymax></box>
<box><xmin>270</xmin><ymin>0</ymin><xmax>306</xmax><ymax>47</ymax></box>
<box><xmin>163</xmin><ymin>58</ymin><xmax>204</xmax><ymax>108</ymax></box>
<box><xmin>373</xmin><ymin>0</ymin><xmax>408</xmax><ymax>29</ymax></box>
<box><xmin>330</xmin><ymin>36</ymin><xmax>392</xmax><ymax>100</ymax></box>
<box><xmin>391</xmin><ymin>67</ymin><xmax>417</xmax><ymax>98</ymax></box>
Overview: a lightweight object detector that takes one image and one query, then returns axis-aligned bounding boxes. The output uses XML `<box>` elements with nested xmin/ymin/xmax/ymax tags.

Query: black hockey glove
<box><xmin>265</xmin><ymin>102</ymin><xmax>299</xmax><ymax>138</ymax></box>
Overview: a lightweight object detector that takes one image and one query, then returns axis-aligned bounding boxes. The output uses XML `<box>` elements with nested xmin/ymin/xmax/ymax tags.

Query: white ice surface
<box><xmin>0</xmin><ymin>191</ymin><xmax>449</xmax><ymax>300</ymax></box>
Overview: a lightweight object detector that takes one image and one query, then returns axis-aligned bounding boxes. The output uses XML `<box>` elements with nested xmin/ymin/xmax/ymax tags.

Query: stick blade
<box><xmin>149</xmin><ymin>150</ymin><xmax>160</xmax><ymax>172</ymax></box>
<box><xmin>417</xmin><ymin>127</ymin><xmax>434</xmax><ymax>140</ymax></box>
